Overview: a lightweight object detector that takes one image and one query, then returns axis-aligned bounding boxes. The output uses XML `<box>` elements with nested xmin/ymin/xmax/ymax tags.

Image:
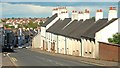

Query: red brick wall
<box><xmin>99</xmin><ymin>42</ymin><xmax>120</xmax><ymax>62</ymax></box>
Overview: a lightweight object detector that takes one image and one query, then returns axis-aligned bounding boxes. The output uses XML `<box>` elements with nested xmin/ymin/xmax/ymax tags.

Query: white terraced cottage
<box><xmin>32</xmin><ymin>6</ymin><xmax>119</xmax><ymax>59</ymax></box>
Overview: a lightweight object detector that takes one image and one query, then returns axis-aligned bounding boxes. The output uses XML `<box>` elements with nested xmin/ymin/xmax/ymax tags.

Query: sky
<box><xmin>0</xmin><ymin>2</ymin><xmax>119</xmax><ymax>18</ymax></box>
<box><xmin>1</xmin><ymin>0</ymin><xmax>120</xmax><ymax>2</ymax></box>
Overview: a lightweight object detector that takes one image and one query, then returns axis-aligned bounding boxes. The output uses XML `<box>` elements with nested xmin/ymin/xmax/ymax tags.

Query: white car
<box><xmin>18</xmin><ymin>46</ymin><xmax>23</xmax><ymax>49</ymax></box>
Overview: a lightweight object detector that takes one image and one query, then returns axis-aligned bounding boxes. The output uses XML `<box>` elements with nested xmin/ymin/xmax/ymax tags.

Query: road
<box><xmin>7</xmin><ymin>49</ymin><xmax>106</xmax><ymax>68</ymax></box>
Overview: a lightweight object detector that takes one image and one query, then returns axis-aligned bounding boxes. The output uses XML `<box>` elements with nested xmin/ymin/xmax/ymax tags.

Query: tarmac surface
<box><xmin>1</xmin><ymin>48</ymin><xmax>119</xmax><ymax>68</ymax></box>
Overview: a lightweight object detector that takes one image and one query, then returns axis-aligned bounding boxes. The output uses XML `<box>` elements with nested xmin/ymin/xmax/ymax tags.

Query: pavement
<box><xmin>30</xmin><ymin>48</ymin><xmax>119</xmax><ymax>68</ymax></box>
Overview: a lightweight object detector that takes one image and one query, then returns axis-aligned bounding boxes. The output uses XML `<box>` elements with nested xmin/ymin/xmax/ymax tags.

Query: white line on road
<box><xmin>55</xmin><ymin>62</ymin><xmax>63</xmax><ymax>66</ymax></box>
<box><xmin>47</xmin><ymin>59</ymin><xmax>63</xmax><ymax>66</ymax></box>
<box><xmin>7</xmin><ymin>54</ymin><xmax>18</xmax><ymax>67</ymax></box>
<box><xmin>11</xmin><ymin>57</ymin><xmax>17</xmax><ymax>62</ymax></box>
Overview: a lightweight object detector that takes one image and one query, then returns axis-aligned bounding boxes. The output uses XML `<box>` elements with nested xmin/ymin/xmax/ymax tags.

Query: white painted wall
<box><xmin>51</xmin><ymin>33</ymin><xmax>58</xmax><ymax>53</ymax></box>
<box><xmin>66</xmin><ymin>38</ymin><xmax>73</xmax><ymax>55</ymax></box>
<box><xmin>41</xmin><ymin>27</ymin><xmax>46</xmax><ymax>37</ymax></box>
<box><xmin>40</xmin><ymin>27</ymin><xmax>46</xmax><ymax>50</ymax></box>
<box><xmin>58</xmin><ymin>35</ymin><xmax>66</xmax><ymax>54</ymax></box>
<box><xmin>40</xmin><ymin>13</ymin><xmax>59</xmax><ymax>50</ymax></box>
<box><xmin>81</xmin><ymin>38</ymin><xmax>96</xmax><ymax>58</ymax></box>
<box><xmin>32</xmin><ymin>33</ymin><xmax>41</xmax><ymax>48</ymax></box>
<box><xmin>46</xmin><ymin>32</ymin><xmax>51</xmax><ymax>52</ymax></box>
<box><xmin>95</xmin><ymin>19</ymin><xmax>119</xmax><ymax>43</ymax></box>
<box><xmin>66</xmin><ymin>38</ymin><xmax>81</xmax><ymax>56</ymax></box>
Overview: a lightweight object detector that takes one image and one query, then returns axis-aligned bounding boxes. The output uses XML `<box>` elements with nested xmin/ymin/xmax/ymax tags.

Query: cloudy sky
<box><xmin>0</xmin><ymin>2</ymin><xmax>118</xmax><ymax>18</ymax></box>
<box><xmin>1</xmin><ymin>0</ymin><xmax>120</xmax><ymax>2</ymax></box>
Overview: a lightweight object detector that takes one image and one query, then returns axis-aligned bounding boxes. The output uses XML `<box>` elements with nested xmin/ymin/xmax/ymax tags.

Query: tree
<box><xmin>4</xmin><ymin>24</ymin><xmax>15</xmax><ymax>28</ymax></box>
<box><xmin>108</xmin><ymin>33</ymin><xmax>120</xmax><ymax>44</ymax></box>
<box><xmin>39</xmin><ymin>22</ymin><xmax>43</xmax><ymax>26</ymax></box>
<box><xmin>27</xmin><ymin>21</ymin><xmax>39</xmax><ymax>29</ymax></box>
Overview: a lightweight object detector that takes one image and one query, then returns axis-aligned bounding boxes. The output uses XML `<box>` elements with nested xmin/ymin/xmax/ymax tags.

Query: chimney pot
<box><xmin>72</xmin><ymin>10</ymin><xmax>74</xmax><ymax>13</ymax></box>
<box><xmin>81</xmin><ymin>11</ymin><xmax>83</xmax><ymax>14</ymax></box>
<box><xmin>112</xmin><ymin>7</ymin><xmax>116</xmax><ymax>10</ymax></box>
<box><xmin>110</xmin><ymin>7</ymin><xmax>113</xmax><ymax>10</ymax></box>
<box><xmin>85</xmin><ymin>9</ymin><xmax>89</xmax><ymax>13</ymax></box>
<box><xmin>100</xmin><ymin>9</ymin><xmax>102</xmax><ymax>12</ymax></box>
<box><xmin>97</xmin><ymin>10</ymin><xmax>99</xmax><ymax>12</ymax></box>
<box><xmin>87</xmin><ymin>10</ymin><xmax>90</xmax><ymax>13</ymax></box>
<box><xmin>109</xmin><ymin>7</ymin><xmax>116</xmax><ymax>10</ymax></box>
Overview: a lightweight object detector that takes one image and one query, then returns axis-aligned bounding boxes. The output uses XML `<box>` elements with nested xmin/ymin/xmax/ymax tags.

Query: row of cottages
<box><xmin>32</xmin><ymin>7</ymin><xmax>119</xmax><ymax>59</ymax></box>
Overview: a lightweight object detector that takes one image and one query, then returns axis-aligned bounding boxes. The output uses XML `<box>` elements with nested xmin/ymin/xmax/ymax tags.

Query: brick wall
<box><xmin>99</xmin><ymin>42</ymin><xmax>120</xmax><ymax>62</ymax></box>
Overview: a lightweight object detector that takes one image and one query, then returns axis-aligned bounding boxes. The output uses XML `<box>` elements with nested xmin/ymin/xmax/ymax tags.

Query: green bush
<box><xmin>108</xmin><ymin>33</ymin><xmax>120</xmax><ymax>44</ymax></box>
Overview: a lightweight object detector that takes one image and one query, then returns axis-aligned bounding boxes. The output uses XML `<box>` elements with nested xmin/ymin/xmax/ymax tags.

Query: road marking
<box><xmin>55</xmin><ymin>62</ymin><xmax>63</xmax><ymax>66</ymax></box>
<box><xmin>7</xmin><ymin>54</ymin><xmax>18</xmax><ymax>67</ymax></box>
<box><xmin>11</xmin><ymin>57</ymin><xmax>17</xmax><ymax>62</ymax></box>
<box><xmin>47</xmin><ymin>59</ymin><xmax>63</xmax><ymax>66</ymax></box>
<box><xmin>6</xmin><ymin>53</ymin><xmax>10</xmax><ymax>56</ymax></box>
<box><xmin>48</xmin><ymin>59</ymin><xmax>52</xmax><ymax>62</ymax></box>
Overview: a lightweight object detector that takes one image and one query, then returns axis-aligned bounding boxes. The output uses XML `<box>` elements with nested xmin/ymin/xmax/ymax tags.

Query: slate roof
<box><xmin>58</xmin><ymin>20</ymin><xmax>83</xmax><ymax>38</ymax></box>
<box><xmin>82</xmin><ymin>18</ymin><xmax>118</xmax><ymax>39</ymax></box>
<box><xmin>59</xmin><ymin>20</ymin><xmax>80</xmax><ymax>35</ymax></box>
<box><xmin>47</xmin><ymin>19</ymin><xmax>62</xmax><ymax>33</ymax></box>
<box><xmin>47</xmin><ymin>18</ymin><xmax>71</xmax><ymax>34</ymax></box>
<box><xmin>54</xmin><ymin>18</ymin><xmax>71</xmax><ymax>34</ymax></box>
<box><xmin>42</xmin><ymin>13</ymin><xmax>58</xmax><ymax>27</ymax></box>
<box><xmin>46</xmin><ymin>16</ymin><xmax>118</xmax><ymax>40</ymax></box>
<box><xmin>68</xmin><ymin>18</ymin><xmax>95</xmax><ymax>39</ymax></box>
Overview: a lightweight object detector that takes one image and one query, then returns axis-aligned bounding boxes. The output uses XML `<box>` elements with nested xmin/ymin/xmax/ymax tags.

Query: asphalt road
<box><xmin>8</xmin><ymin>49</ymin><xmax>105</xmax><ymax>68</ymax></box>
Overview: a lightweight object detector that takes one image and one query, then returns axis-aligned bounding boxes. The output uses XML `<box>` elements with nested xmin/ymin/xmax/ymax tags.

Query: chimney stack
<box><xmin>83</xmin><ymin>9</ymin><xmax>90</xmax><ymax>21</ymax></box>
<box><xmin>95</xmin><ymin>9</ymin><xmax>103</xmax><ymax>21</ymax></box>
<box><xmin>71</xmin><ymin>10</ymin><xmax>78</xmax><ymax>21</ymax></box>
<box><xmin>58</xmin><ymin>7</ymin><xmax>69</xmax><ymax>20</ymax></box>
<box><xmin>52</xmin><ymin>8</ymin><xmax>58</xmax><ymax>15</ymax></box>
<box><xmin>78</xmin><ymin>11</ymin><xmax>84</xmax><ymax>21</ymax></box>
<box><xmin>108</xmin><ymin>7</ymin><xmax>117</xmax><ymax>20</ymax></box>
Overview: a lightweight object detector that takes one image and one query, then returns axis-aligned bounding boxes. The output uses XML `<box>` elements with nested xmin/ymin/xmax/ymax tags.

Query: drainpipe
<box><xmin>51</xmin><ymin>33</ymin><xmax>52</xmax><ymax>52</ymax></box>
<box><xmin>65</xmin><ymin>37</ymin><xmax>67</xmax><ymax>54</ymax></box>
<box><xmin>80</xmin><ymin>39</ymin><xmax>82</xmax><ymax>57</ymax></box>
<box><xmin>57</xmin><ymin>35</ymin><xmax>58</xmax><ymax>53</ymax></box>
